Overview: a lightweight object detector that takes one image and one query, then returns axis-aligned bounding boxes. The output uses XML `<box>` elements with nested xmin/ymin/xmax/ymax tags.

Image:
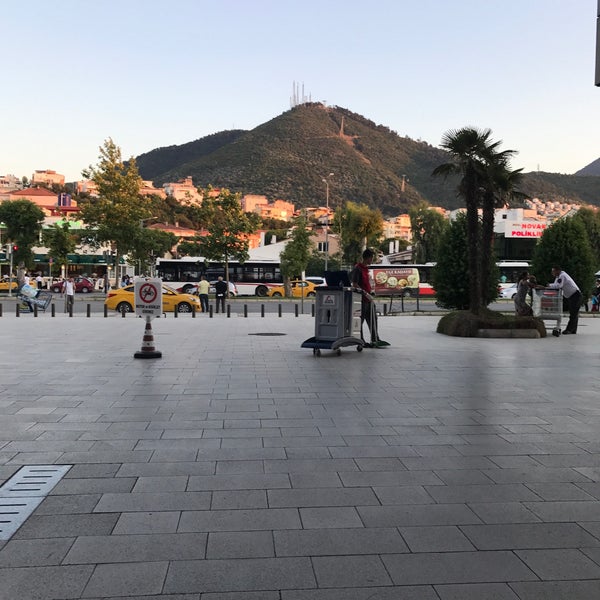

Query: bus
<box><xmin>496</xmin><ymin>261</ymin><xmax>531</xmax><ymax>289</ymax></box>
<box><xmin>156</xmin><ymin>256</ymin><xmax>283</xmax><ymax>297</ymax></box>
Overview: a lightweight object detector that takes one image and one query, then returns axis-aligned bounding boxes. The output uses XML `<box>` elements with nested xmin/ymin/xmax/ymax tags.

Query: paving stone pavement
<box><xmin>1</xmin><ymin>311</ymin><xmax>600</xmax><ymax>599</ymax></box>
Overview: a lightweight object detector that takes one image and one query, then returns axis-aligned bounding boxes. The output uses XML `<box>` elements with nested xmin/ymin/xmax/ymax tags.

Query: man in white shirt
<box><xmin>547</xmin><ymin>266</ymin><xmax>582</xmax><ymax>334</ymax></box>
<box><xmin>63</xmin><ymin>277</ymin><xmax>75</xmax><ymax>313</ymax></box>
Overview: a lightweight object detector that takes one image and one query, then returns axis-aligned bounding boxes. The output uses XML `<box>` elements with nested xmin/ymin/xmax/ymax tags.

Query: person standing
<box><xmin>350</xmin><ymin>248</ymin><xmax>389</xmax><ymax>347</ymax></box>
<box><xmin>63</xmin><ymin>277</ymin><xmax>75</xmax><ymax>313</ymax></box>
<box><xmin>546</xmin><ymin>266</ymin><xmax>582</xmax><ymax>335</ymax></box>
<box><xmin>514</xmin><ymin>271</ymin><xmax>533</xmax><ymax>316</ymax></box>
<box><xmin>214</xmin><ymin>276</ymin><xmax>228</xmax><ymax>314</ymax></box>
<box><xmin>35</xmin><ymin>273</ymin><xmax>43</xmax><ymax>290</ymax></box>
<box><xmin>197</xmin><ymin>276</ymin><xmax>210</xmax><ymax>313</ymax></box>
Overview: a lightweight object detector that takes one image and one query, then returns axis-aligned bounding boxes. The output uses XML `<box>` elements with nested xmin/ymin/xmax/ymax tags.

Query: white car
<box><xmin>305</xmin><ymin>276</ymin><xmax>326</xmax><ymax>287</ymax></box>
<box><xmin>500</xmin><ymin>284</ymin><xmax>518</xmax><ymax>299</ymax></box>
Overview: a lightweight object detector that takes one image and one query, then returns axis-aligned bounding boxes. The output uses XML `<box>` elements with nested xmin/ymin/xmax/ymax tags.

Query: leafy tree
<box><xmin>128</xmin><ymin>228</ymin><xmax>178</xmax><ymax>275</ymax></box>
<box><xmin>573</xmin><ymin>208</ymin><xmax>600</xmax><ymax>268</ymax></box>
<box><xmin>0</xmin><ymin>199</ymin><xmax>45</xmax><ymax>267</ymax></box>
<box><xmin>42</xmin><ymin>223</ymin><xmax>78</xmax><ymax>276</ymax></box>
<box><xmin>180</xmin><ymin>188</ymin><xmax>260</xmax><ymax>289</ymax></box>
<box><xmin>433</xmin><ymin>127</ymin><xmax>517</xmax><ymax>314</ymax></box>
<box><xmin>432</xmin><ymin>212</ymin><xmax>499</xmax><ymax>310</ymax></box>
<box><xmin>408</xmin><ymin>203</ymin><xmax>449</xmax><ymax>263</ymax></box>
<box><xmin>531</xmin><ymin>216</ymin><xmax>595</xmax><ymax>302</ymax></box>
<box><xmin>332</xmin><ymin>201</ymin><xmax>383</xmax><ymax>265</ymax></box>
<box><xmin>279</xmin><ymin>214</ymin><xmax>314</xmax><ymax>295</ymax></box>
<box><xmin>79</xmin><ymin>139</ymin><xmax>152</xmax><ymax>280</ymax></box>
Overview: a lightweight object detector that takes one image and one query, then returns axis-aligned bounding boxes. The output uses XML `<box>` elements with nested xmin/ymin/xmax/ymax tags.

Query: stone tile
<box><xmin>211</xmin><ymin>490</ymin><xmax>268</xmax><ymax>509</ymax></box>
<box><xmin>274</xmin><ymin>527</ymin><xmax>407</xmax><ymax>556</ymax></box>
<box><xmin>94</xmin><ymin>491</ymin><xmax>211</xmax><ymax>512</ymax></box>
<box><xmin>382</xmin><ymin>551</ymin><xmax>537</xmax><ymax>585</ymax></box>
<box><xmin>51</xmin><ymin>477</ymin><xmax>136</xmax><ymax>495</ymax></box>
<box><xmin>372</xmin><ymin>485</ymin><xmax>435</xmax><ymax>505</ymax></box>
<box><xmin>0</xmin><ymin>565</ymin><xmax>94</xmax><ymax>599</ymax></box>
<box><xmin>400</xmin><ymin>526</ymin><xmax>476</xmax><ymax>552</ymax></box>
<box><xmin>14</xmin><ymin>513</ymin><xmax>119</xmax><ymax>539</ymax></box>
<box><xmin>164</xmin><ymin>557</ymin><xmax>316</xmax><ymax>593</ymax></box>
<box><xmin>281</xmin><ymin>588</ymin><xmax>438</xmax><ymax>600</ymax></box>
<box><xmin>299</xmin><ymin>507</ymin><xmax>363</xmax><ymax>529</ymax></box>
<box><xmin>425</xmin><ymin>484</ymin><xmax>539</xmax><ymax>504</ymax></box>
<box><xmin>434</xmin><ymin>583</ymin><xmax>520</xmax><ymax>599</ymax></box>
<box><xmin>187</xmin><ymin>473</ymin><xmax>291</xmax><ymax>491</ymax></box>
<box><xmin>515</xmin><ymin>548</ymin><xmax>600</xmax><ymax>580</ymax></box>
<box><xmin>178</xmin><ymin>508</ymin><xmax>302</xmax><ymax>532</ymax></box>
<box><xmin>132</xmin><ymin>475</ymin><xmax>189</xmax><ymax>492</ymax></box>
<box><xmin>268</xmin><ymin>487</ymin><xmax>379</xmax><ymax>507</ymax></box>
<box><xmin>509</xmin><ymin>580</ymin><xmax>600</xmax><ymax>600</ymax></box>
<box><xmin>288</xmin><ymin>472</ymin><xmax>342</xmax><ymax>488</ymax></box>
<box><xmin>113</xmin><ymin>511</ymin><xmax>181</xmax><ymax>534</ymax></box>
<box><xmin>206</xmin><ymin>531</ymin><xmax>274</xmax><ymax>558</ymax></box>
<box><xmin>468</xmin><ymin>502</ymin><xmax>541</xmax><ymax>524</ymax></box>
<box><xmin>312</xmin><ymin>555</ymin><xmax>392</xmax><ymax>587</ymax></box>
<box><xmin>524</xmin><ymin>500</ymin><xmax>600</xmax><ymax>522</ymax></box>
<box><xmin>525</xmin><ymin>482</ymin><xmax>596</xmax><ymax>501</ymax></box>
<box><xmin>358</xmin><ymin>504</ymin><xmax>481</xmax><ymax>527</ymax></box>
<box><xmin>35</xmin><ymin>494</ymin><xmax>101</xmax><ymax>515</ymax></box>
<box><xmin>82</xmin><ymin>561</ymin><xmax>168</xmax><ymax>597</ymax></box>
<box><xmin>0</xmin><ymin>537</ymin><xmax>75</xmax><ymax>567</ymax></box>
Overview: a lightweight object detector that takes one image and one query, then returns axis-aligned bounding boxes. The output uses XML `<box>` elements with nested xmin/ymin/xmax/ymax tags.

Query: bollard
<box><xmin>311</xmin><ymin>303</ymin><xmax>315</xmax><ymax>317</ymax></box>
<box><xmin>278</xmin><ymin>303</ymin><xmax>282</xmax><ymax>318</ymax></box>
<box><xmin>0</xmin><ymin>303</ymin><xmax>2</xmax><ymax>317</ymax></box>
<box><xmin>383</xmin><ymin>303</ymin><xmax>387</xmax><ymax>316</ymax></box>
<box><xmin>244</xmin><ymin>304</ymin><xmax>248</xmax><ymax>318</ymax></box>
<box><xmin>87</xmin><ymin>304</ymin><xmax>91</xmax><ymax>318</ymax></box>
<box><xmin>121</xmin><ymin>306</ymin><xmax>126</xmax><ymax>318</ymax></box>
<box><xmin>104</xmin><ymin>304</ymin><xmax>108</xmax><ymax>318</ymax></box>
<box><xmin>261</xmin><ymin>304</ymin><xmax>265</xmax><ymax>318</ymax></box>
<box><xmin>69</xmin><ymin>303</ymin><xmax>73</xmax><ymax>318</ymax></box>
<box><xmin>16</xmin><ymin>303</ymin><xmax>20</xmax><ymax>317</ymax></box>
<box><xmin>34</xmin><ymin>305</ymin><xmax>38</xmax><ymax>317</ymax></box>
<box><xmin>51</xmin><ymin>303</ymin><xmax>55</xmax><ymax>317</ymax></box>
<box><xmin>174</xmin><ymin>307</ymin><xmax>178</xmax><ymax>318</ymax></box>
<box><xmin>295</xmin><ymin>304</ymin><xmax>299</xmax><ymax>317</ymax></box>
<box><xmin>192</xmin><ymin>306</ymin><xmax>196</xmax><ymax>318</ymax></box>
<box><xmin>209</xmin><ymin>305</ymin><xmax>213</xmax><ymax>318</ymax></box>
<box><xmin>227</xmin><ymin>304</ymin><xmax>231</xmax><ymax>318</ymax></box>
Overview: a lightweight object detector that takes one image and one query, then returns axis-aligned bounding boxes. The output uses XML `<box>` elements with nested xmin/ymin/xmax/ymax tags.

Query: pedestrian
<box><xmin>35</xmin><ymin>273</ymin><xmax>43</xmax><ymax>290</ymax></box>
<box><xmin>514</xmin><ymin>271</ymin><xmax>533</xmax><ymax>316</ymax></box>
<box><xmin>103</xmin><ymin>272</ymin><xmax>110</xmax><ymax>294</ymax></box>
<box><xmin>214</xmin><ymin>276</ymin><xmax>228</xmax><ymax>313</ymax></box>
<box><xmin>350</xmin><ymin>248</ymin><xmax>389</xmax><ymax>348</ymax></box>
<box><xmin>545</xmin><ymin>265</ymin><xmax>582</xmax><ymax>335</ymax></box>
<box><xmin>592</xmin><ymin>280</ymin><xmax>600</xmax><ymax>313</ymax></box>
<box><xmin>63</xmin><ymin>276</ymin><xmax>75</xmax><ymax>313</ymax></box>
<box><xmin>197</xmin><ymin>275</ymin><xmax>210</xmax><ymax>313</ymax></box>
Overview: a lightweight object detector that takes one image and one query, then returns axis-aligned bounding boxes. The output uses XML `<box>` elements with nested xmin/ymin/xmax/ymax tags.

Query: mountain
<box><xmin>575</xmin><ymin>158</ymin><xmax>600</xmax><ymax>177</ymax></box>
<box><xmin>135</xmin><ymin>103</ymin><xmax>600</xmax><ymax>215</ymax></box>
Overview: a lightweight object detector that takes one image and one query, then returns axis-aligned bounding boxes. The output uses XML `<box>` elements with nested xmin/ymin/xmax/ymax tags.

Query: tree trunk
<box><xmin>480</xmin><ymin>193</ymin><xmax>495</xmax><ymax>305</ymax></box>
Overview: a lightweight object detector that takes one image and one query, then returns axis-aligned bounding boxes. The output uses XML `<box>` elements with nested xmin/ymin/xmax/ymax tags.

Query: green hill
<box><xmin>135</xmin><ymin>104</ymin><xmax>600</xmax><ymax>215</ymax></box>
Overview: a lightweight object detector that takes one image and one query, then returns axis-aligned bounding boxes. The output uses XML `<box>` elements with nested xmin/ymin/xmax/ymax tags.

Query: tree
<box><xmin>42</xmin><ymin>223</ymin><xmax>78</xmax><ymax>276</ymax></box>
<box><xmin>433</xmin><ymin>127</ymin><xmax>516</xmax><ymax>314</ymax></box>
<box><xmin>333</xmin><ymin>201</ymin><xmax>383</xmax><ymax>265</ymax></box>
<box><xmin>279</xmin><ymin>214</ymin><xmax>314</xmax><ymax>295</ymax></box>
<box><xmin>573</xmin><ymin>208</ymin><xmax>600</xmax><ymax>268</ymax></box>
<box><xmin>79</xmin><ymin>138</ymin><xmax>152</xmax><ymax>281</ymax></box>
<box><xmin>432</xmin><ymin>212</ymin><xmax>499</xmax><ymax>310</ymax></box>
<box><xmin>128</xmin><ymin>228</ymin><xmax>178</xmax><ymax>276</ymax></box>
<box><xmin>182</xmin><ymin>188</ymin><xmax>260</xmax><ymax>289</ymax></box>
<box><xmin>531</xmin><ymin>216</ymin><xmax>595</xmax><ymax>302</ymax></box>
<box><xmin>0</xmin><ymin>199</ymin><xmax>45</xmax><ymax>267</ymax></box>
<box><xmin>408</xmin><ymin>203</ymin><xmax>449</xmax><ymax>263</ymax></box>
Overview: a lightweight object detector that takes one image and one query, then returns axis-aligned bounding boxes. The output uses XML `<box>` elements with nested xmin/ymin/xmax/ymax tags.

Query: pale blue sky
<box><xmin>2</xmin><ymin>0</ymin><xmax>598</xmax><ymax>182</ymax></box>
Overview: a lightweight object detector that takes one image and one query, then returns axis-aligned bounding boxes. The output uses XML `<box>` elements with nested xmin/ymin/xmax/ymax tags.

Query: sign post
<box><xmin>133</xmin><ymin>278</ymin><xmax>163</xmax><ymax>359</ymax></box>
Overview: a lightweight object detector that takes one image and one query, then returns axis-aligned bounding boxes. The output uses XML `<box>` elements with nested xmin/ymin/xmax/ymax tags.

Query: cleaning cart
<box><xmin>301</xmin><ymin>285</ymin><xmax>365</xmax><ymax>356</ymax></box>
<box><xmin>532</xmin><ymin>288</ymin><xmax>563</xmax><ymax>337</ymax></box>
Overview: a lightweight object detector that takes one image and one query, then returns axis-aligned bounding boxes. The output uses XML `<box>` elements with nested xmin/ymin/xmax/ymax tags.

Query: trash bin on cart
<box><xmin>301</xmin><ymin>285</ymin><xmax>365</xmax><ymax>356</ymax></box>
<box><xmin>532</xmin><ymin>288</ymin><xmax>562</xmax><ymax>337</ymax></box>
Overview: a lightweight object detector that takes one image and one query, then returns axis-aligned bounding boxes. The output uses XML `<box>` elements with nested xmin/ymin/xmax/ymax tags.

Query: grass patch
<box><xmin>437</xmin><ymin>308</ymin><xmax>547</xmax><ymax>338</ymax></box>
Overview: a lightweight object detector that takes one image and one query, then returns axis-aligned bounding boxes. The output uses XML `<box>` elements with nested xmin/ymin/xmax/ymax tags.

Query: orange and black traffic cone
<box><xmin>134</xmin><ymin>317</ymin><xmax>162</xmax><ymax>359</ymax></box>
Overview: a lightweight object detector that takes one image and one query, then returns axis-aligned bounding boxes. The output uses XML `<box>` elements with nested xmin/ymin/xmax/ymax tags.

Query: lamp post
<box><xmin>322</xmin><ymin>173</ymin><xmax>334</xmax><ymax>272</ymax></box>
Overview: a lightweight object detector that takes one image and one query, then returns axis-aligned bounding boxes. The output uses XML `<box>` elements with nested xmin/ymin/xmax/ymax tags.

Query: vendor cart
<box><xmin>301</xmin><ymin>286</ymin><xmax>365</xmax><ymax>356</ymax></box>
<box><xmin>17</xmin><ymin>285</ymin><xmax>53</xmax><ymax>313</ymax></box>
<box><xmin>532</xmin><ymin>288</ymin><xmax>562</xmax><ymax>337</ymax></box>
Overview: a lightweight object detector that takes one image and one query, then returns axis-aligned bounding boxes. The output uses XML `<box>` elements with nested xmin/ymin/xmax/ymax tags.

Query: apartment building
<box><xmin>31</xmin><ymin>169</ymin><xmax>65</xmax><ymax>187</ymax></box>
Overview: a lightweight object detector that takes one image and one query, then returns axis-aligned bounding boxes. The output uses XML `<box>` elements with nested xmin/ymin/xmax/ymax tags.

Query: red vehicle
<box><xmin>51</xmin><ymin>277</ymin><xmax>95</xmax><ymax>294</ymax></box>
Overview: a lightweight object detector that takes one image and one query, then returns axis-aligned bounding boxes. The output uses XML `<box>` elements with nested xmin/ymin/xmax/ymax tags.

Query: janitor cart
<box><xmin>301</xmin><ymin>286</ymin><xmax>365</xmax><ymax>356</ymax></box>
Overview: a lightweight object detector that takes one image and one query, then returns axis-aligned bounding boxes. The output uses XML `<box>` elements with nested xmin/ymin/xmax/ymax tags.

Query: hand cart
<box><xmin>532</xmin><ymin>288</ymin><xmax>562</xmax><ymax>337</ymax></box>
<box><xmin>301</xmin><ymin>286</ymin><xmax>365</xmax><ymax>356</ymax></box>
<box><xmin>17</xmin><ymin>290</ymin><xmax>53</xmax><ymax>313</ymax></box>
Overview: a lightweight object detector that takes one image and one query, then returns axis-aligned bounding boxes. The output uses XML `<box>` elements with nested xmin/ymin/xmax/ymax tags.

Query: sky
<box><xmin>2</xmin><ymin>0</ymin><xmax>599</xmax><ymax>182</ymax></box>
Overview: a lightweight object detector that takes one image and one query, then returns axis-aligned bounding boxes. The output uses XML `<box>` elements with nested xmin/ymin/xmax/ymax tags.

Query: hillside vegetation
<box><xmin>135</xmin><ymin>104</ymin><xmax>600</xmax><ymax>216</ymax></box>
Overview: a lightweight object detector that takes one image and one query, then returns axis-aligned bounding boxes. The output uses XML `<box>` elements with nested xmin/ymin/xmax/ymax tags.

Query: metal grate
<box><xmin>0</xmin><ymin>465</ymin><xmax>72</xmax><ymax>540</ymax></box>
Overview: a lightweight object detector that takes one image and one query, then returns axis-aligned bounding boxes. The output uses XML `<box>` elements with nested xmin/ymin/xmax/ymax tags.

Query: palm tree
<box><xmin>433</xmin><ymin>127</ymin><xmax>496</xmax><ymax>313</ymax></box>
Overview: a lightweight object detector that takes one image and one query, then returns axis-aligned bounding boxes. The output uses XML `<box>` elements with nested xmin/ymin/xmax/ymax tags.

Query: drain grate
<box><xmin>0</xmin><ymin>465</ymin><xmax>72</xmax><ymax>540</ymax></box>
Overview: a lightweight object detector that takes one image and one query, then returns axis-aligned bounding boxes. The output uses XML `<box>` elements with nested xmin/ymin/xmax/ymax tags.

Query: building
<box><xmin>31</xmin><ymin>170</ymin><xmax>65</xmax><ymax>187</ymax></box>
<box><xmin>242</xmin><ymin>195</ymin><xmax>295</xmax><ymax>221</ymax></box>
<box><xmin>0</xmin><ymin>174</ymin><xmax>22</xmax><ymax>191</ymax></box>
<box><xmin>2</xmin><ymin>188</ymin><xmax>79</xmax><ymax>217</ymax></box>
<box><xmin>382</xmin><ymin>214</ymin><xmax>412</xmax><ymax>242</ymax></box>
<box><xmin>163</xmin><ymin>176</ymin><xmax>203</xmax><ymax>204</ymax></box>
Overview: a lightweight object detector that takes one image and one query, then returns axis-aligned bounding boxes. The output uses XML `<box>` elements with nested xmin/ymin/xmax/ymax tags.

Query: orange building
<box><xmin>31</xmin><ymin>170</ymin><xmax>65</xmax><ymax>187</ymax></box>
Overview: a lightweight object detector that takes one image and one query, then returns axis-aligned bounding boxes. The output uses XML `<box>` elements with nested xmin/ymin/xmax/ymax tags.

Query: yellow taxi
<box><xmin>268</xmin><ymin>280</ymin><xmax>318</xmax><ymax>298</ymax></box>
<box><xmin>0</xmin><ymin>280</ymin><xmax>37</xmax><ymax>292</ymax></box>
<box><xmin>104</xmin><ymin>283</ymin><xmax>202</xmax><ymax>313</ymax></box>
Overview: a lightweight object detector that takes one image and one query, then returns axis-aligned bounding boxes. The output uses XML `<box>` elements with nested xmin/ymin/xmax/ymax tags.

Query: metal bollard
<box><xmin>51</xmin><ymin>303</ymin><xmax>55</xmax><ymax>317</ymax></box>
<box><xmin>383</xmin><ymin>303</ymin><xmax>387</xmax><ymax>316</ymax></box>
<box><xmin>121</xmin><ymin>306</ymin><xmax>126</xmax><ymax>318</ymax></box>
<box><xmin>192</xmin><ymin>306</ymin><xmax>196</xmax><ymax>318</ymax></box>
<box><xmin>86</xmin><ymin>304</ymin><xmax>91</xmax><ymax>318</ymax></box>
<box><xmin>278</xmin><ymin>303</ymin><xmax>282</xmax><ymax>318</ymax></box>
<box><xmin>15</xmin><ymin>303</ymin><xmax>20</xmax><ymax>317</ymax></box>
<box><xmin>311</xmin><ymin>303</ymin><xmax>315</xmax><ymax>317</ymax></box>
<box><xmin>174</xmin><ymin>307</ymin><xmax>178</xmax><ymax>318</ymax></box>
<box><xmin>0</xmin><ymin>303</ymin><xmax>2</xmax><ymax>317</ymax></box>
<box><xmin>261</xmin><ymin>304</ymin><xmax>265</xmax><ymax>318</ymax></box>
<box><xmin>69</xmin><ymin>304</ymin><xmax>73</xmax><ymax>318</ymax></box>
<box><xmin>244</xmin><ymin>304</ymin><xmax>248</xmax><ymax>318</ymax></box>
<box><xmin>227</xmin><ymin>304</ymin><xmax>231</xmax><ymax>318</ymax></box>
<box><xmin>34</xmin><ymin>304</ymin><xmax>38</xmax><ymax>317</ymax></box>
<box><xmin>295</xmin><ymin>304</ymin><xmax>298</xmax><ymax>317</ymax></box>
<box><xmin>209</xmin><ymin>305</ymin><xmax>213</xmax><ymax>318</ymax></box>
<box><xmin>103</xmin><ymin>304</ymin><xmax>108</xmax><ymax>318</ymax></box>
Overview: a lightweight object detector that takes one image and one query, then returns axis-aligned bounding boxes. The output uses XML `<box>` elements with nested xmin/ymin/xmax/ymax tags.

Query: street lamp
<box><xmin>322</xmin><ymin>173</ymin><xmax>334</xmax><ymax>271</ymax></box>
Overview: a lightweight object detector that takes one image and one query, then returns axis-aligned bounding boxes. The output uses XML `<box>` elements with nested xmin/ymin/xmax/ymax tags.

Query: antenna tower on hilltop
<box><xmin>290</xmin><ymin>81</ymin><xmax>312</xmax><ymax>108</ymax></box>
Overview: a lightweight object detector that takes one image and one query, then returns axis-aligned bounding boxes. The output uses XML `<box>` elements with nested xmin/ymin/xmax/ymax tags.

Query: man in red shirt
<box><xmin>351</xmin><ymin>248</ymin><xmax>389</xmax><ymax>347</ymax></box>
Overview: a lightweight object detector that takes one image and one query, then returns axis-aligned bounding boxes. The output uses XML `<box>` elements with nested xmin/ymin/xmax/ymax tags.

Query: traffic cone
<box><xmin>134</xmin><ymin>317</ymin><xmax>162</xmax><ymax>359</ymax></box>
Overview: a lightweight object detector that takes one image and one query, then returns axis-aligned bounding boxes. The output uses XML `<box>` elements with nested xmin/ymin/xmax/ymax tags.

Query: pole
<box><xmin>322</xmin><ymin>173</ymin><xmax>333</xmax><ymax>272</ymax></box>
<box><xmin>8</xmin><ymin>246</ymin><xmax>13</xmax><ymax>298</ymax></box>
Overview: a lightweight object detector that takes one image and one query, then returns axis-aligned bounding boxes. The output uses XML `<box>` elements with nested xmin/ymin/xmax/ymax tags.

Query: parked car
<box><xmin>268</xmin><ymin>280</ymin><xmax>318</xmax><ymax>298</ymax></box>
<box><xmin>0</xmin><ymin>280</ymin><xmax>18</xmax><ymax>292</ymax></box>
<box><xmin>500</xmin><ymin>283</ymin><xmax>518</xmax><ymax>299</ymax></box>
<box><xmin>51</xmin><ymin>277</ymin><xmax>95</xmax><ymax>294</ymax></box>
<box><xmin>305</xmin><ymin>276</ymin><xmax>326</xmax><ymax>287</ymax></box>
<box><xmin>104</xmin><ymin>284</ymin><xmax>201</xmax><ymax>313</ymax></box>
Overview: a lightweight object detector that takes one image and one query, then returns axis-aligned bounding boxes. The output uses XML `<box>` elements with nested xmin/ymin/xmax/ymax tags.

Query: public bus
<box><xmin>155</xmin><ymin>256</ymin><xmax>283</xmax><ymax>296</ymax></box>
<box><xmin>496</xmin><ymin>261</ymin><xmax>531</xmax><ymax>289</ymax></box>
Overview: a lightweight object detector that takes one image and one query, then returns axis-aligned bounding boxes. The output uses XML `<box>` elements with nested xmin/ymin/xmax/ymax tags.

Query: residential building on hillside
<box><xmin>0</xmin><ymin>174</ymin><xmax>22</xmax><ymax>191</ymax></box>
<box><xmin>163</xmin><ymin>176</ymin><xmax>203</xmax><ymax>204</ymax></box>
<box><xmin>140</xmin><ymin>180</ymin><xmax>166</xmax><ymax>198</ymax></box>
<box><xmin>76</xmin><ymin>180</ymin><xmax>98</xmax><ymax>196</ymax></box>
<box><xmin>31</xmin><ymin>170</ymin><xmax>65</xmax><ymax>187</ymax></box>
<box><xmin>1</xmin><ymin>187</ymin><xmax>79</xmax><ymax>217</ymax></box>
<box><xmin>242</xmin><ymin>195</ymin><xmax>295</xmax><ymax>221</ymax></box>
<box><xmin>382</xmin><ymin>214</ymin><xmax>412</xmax><ymax>241</ymax></box>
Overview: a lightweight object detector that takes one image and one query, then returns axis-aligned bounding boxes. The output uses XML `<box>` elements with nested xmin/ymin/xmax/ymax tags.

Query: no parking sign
<box><xmin>135</xmin><ymin>278</ymin><xmax>163</xmax><ymax>318</ymax></box>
